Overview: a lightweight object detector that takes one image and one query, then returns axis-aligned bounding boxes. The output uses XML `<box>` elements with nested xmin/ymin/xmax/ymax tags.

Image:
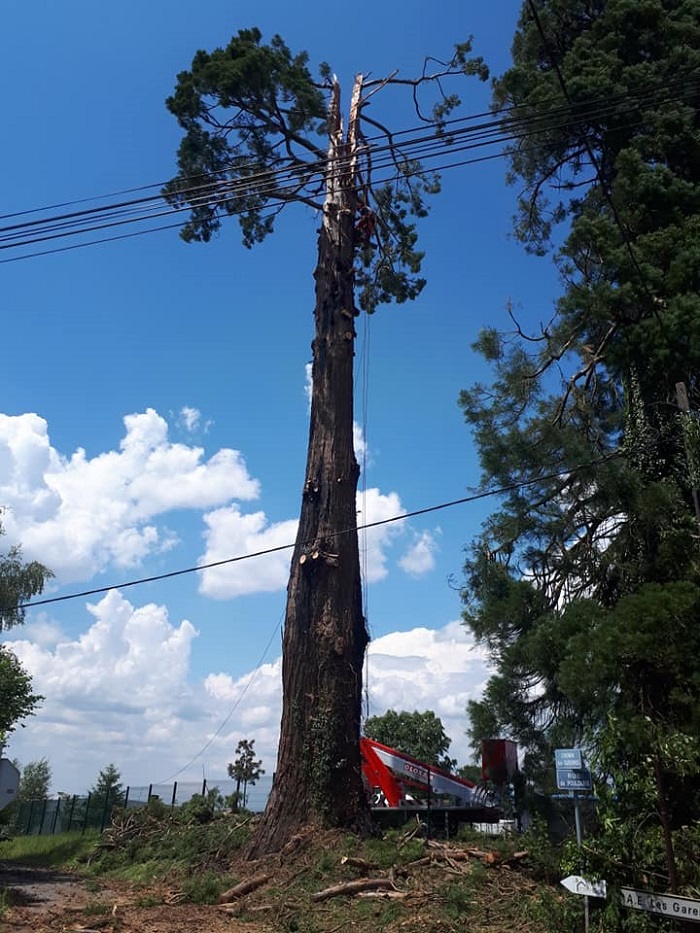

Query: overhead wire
<box><xmin>18</xmin><ymin>454</ymin><xmax>621</xmax><ymax>612</ymax></box>
<box><xmin>0</xmin><ymin>151</ymin><xmax>509</xmax><ymax>265</ymax></box>
<box><xmin>0</xmin><ymin>70</ymin><xmax>696</xmax><ymax>260</ymax></box>
<box><xmin>155</xmin><ymin>607</ymin><xmax>285</xmax><ymax>784</ymax></box>
<box><xmin>19</xmin><ymin>455</ymin><xmax>621</xmax><ymax>778</ymax></box>
<box><xmin>8</xmin><ymin>75</ymin><xmax>696</xmax><ymax>231</ymax></box>
<box><xmin>1</xmin><ymin>65</ymin><xmax>696</xmax><ymax>226</ymax></box>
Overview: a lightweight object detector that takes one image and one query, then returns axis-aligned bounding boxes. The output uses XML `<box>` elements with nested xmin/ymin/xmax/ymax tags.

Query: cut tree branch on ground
<box><xmin>311</xmin><ymin>877</ymin><xmax>397</xmax><ymax>902</ymax></box>
<box><xmin>218</xmin><ymin>872</ymin><xmax>271</xmax><ymax>903</ymax></box>
<box><xmin>340</xmin><ymin>855</ymin><xmax>378</xmax><ymax>874</ymax></box>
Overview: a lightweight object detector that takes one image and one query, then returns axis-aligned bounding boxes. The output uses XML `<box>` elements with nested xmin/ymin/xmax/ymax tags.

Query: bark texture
<box><xmin>248</xmin><ymin>78</ymin><xmax>371</xmax><ymax>857</ymax></box>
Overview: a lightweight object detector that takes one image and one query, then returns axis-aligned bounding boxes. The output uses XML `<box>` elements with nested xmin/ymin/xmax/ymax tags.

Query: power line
<box><xmin>0</xmin><ymin>151</ymin><xmax>509</xmax><ymax>265</ymax></box>
<box><xmin>19</xmin><ymin>454</ymin><xmax>620</xmax><ymax>612</ymax></box>
<box><xmin>0</xmin><ymin>71</ymin><xmax>695</xmax><ymax>260</ymax></box>
<box><xmin>0</xmin><ymin>94</ymin><xmax>691</xmax><ymax>264</ymax></box>
<box><xmin>2</xmin><ymin>66</ymin><xmax>695</xmax><ymax>226</ymax></box>
<box><xmin>156</xmin><ymin>608</ymin><xmax>285</xmax><ymax>785</ymax></box>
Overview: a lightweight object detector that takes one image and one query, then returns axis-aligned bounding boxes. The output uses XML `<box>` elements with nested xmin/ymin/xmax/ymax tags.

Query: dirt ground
<box><xmin>0</xmin><ymin>865</ymin><xmax>267</xmax><ymax>933</ymax></box>
<box><xmin>1</xmin><ymin>830</ymin><xmax>553</xmax><ymax>933</ymax></box>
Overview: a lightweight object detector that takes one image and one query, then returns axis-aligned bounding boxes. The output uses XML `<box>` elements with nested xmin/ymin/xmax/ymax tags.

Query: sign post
<box><xmin>555</xmin><ymin>749</ymin><xmax>592</xmax><ymax>933</ymax></box>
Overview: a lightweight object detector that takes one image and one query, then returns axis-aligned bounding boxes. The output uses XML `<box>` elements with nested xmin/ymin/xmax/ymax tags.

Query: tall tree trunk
<box><xmin>248</xmin><ymin>77</ymin><xmax>371</xmax><ymax>858</ymax></box>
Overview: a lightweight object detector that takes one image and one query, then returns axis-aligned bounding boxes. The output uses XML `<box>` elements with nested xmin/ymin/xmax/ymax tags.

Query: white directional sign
<box><xmin>621</xmin><ymin>888</ymin><xmax>700</xmax><ymax>923</ymax></box>
<box><xmin>561</xmin><ymin>875</ymin><xmax>607</xmax><ymax>899</ymax></box>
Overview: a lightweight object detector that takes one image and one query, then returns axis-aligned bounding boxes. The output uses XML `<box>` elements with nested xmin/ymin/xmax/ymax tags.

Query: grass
<box><xmin>0</xmin><ymin>830</ymin><xmax>98</xmax><ymax>868</ymax></box>
<box><xmin>0</xmin><ymin>811</ymin><xmax>583</xmax><ymax>930</ymax></box>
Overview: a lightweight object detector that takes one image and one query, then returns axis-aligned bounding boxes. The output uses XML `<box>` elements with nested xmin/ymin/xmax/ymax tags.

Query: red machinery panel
<box><xmin>481</xmin><ymin>739</ymin><xmax>518</xmax><ymax>784</ymax></box>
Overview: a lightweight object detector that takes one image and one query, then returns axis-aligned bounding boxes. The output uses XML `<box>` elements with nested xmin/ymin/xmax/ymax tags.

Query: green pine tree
<box><xmin>460</xmin><ymin>0</ymin><xmax>700</xmax><ymax>895</ymax></box>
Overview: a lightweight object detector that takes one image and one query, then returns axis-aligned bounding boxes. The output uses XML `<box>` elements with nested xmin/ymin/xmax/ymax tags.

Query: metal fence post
<box><xmin>100</xmin><ymin>792</ymin><xmax>111</xmax><ymax>832</ymax></box>
<box><xmin>82</xmin><ymin>793</ymin><xmax>91</xmax><ymax>834</ymax></box>
<box><xmin>67</xmin><ymin>794</ymin><xmax>76</xmax><ymax>832</ymax></box>
<box><xmin>38</xmin><ymin>798</ymin><xmax>48</xmax><ymax>835</ymax></box>
<box><xmin>51</xmin><ymin>797</ymin><xmax>61</xmax><ymax>835</ymax></box>
<box><xmin>171</xmin><ymin>782</ymin><xmax>177</xmax><ymax>809</ymax></box>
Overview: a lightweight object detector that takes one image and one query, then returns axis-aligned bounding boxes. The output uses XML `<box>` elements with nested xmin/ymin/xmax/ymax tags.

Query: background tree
<box><xmin>227</xmin><ymin>738</ymin><xmax>265</xmax><ymax>809</ymax></box>
<box><xmin>89</xmin><ymin>763</ymin><xmax>125</xmax><ymax>812</ymax></box>
<box><xmin>0</xmin><ymin>525</ymin><xmax>52</xmax><ymax>748</ymax></box>
<box><xmin>17</xmin><ymin>757</ymin><xmax>51</xmax><ymax>800</ymax></box>
<box><xmin>364</xmin><ymin>709</ymin><xmax>456</xmax><ymax>771</ymax></box>
<box><xmin>0</xmin><ymin>648</ymin><xmax>43</xmax><ymax>743</ymax></box>
<box><xmin>0</xmin><ymin>536</ymin><xmax>53</xmax><ymax>633</ymax></box>
<box><xmin>166</xmin><ymin>27</ymin><xmax>486</xmax><ymax>855</ymax></box>
<box><xmin>460</xmin><ymin>0</ymin><xmax>700</xmax><ymax>896</ymax></box>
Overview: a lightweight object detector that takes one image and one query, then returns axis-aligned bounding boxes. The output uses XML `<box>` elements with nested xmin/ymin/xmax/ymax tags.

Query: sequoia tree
<box><xmin>460</xmin><ymin>0</ymin><xmax>700</xmax><ymax>894</ymax></box>
<box><xmin>165</xmin><ymin>28</ymin><xmax>486</xmax><ymax>854</ymax></box>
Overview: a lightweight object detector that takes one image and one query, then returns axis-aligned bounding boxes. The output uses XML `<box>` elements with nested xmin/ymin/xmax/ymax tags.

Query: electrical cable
<box><xmin>0</xmin><ymin>93</ymin><xmax>692</xmax><ymax>263</ymax></box>
<box><xmin>155</xmin><ymin>608</ymin><xmax>285</xmax><ymax>784</ymax></box>
<box><xmin>0</xmin><ymin>88</ymin><xmax>689</xmax><ymax>254</ymax></box>
<box><xmin>0</xmin><ymin>71</ymin><xmax>695</xmax><ymax>257</ymax></box>
<box><xmin>18</xmin><ymin>453</ymin><xmax>621</xmax><ymax>612</ymax></box>
<box><xmin>1</xmin><ymin>65</ymin><xmax>695</xmax><ymax>226</ymax></box>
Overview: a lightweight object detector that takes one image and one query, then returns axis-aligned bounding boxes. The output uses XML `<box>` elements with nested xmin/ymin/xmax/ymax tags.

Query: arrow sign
<box><xmin>561</xmin><ymin>875</ymin><xmax>607</xmax><ymax>899</ymax></box>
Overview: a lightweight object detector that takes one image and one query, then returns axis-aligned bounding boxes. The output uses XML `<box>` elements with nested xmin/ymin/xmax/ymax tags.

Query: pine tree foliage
<box><xmin>89</xmin><ymin>763</ymin><xmax>125</xmax><ymax>809</ymax></box>
<box><xmin>460</xmin><ymin>0</ymin><xmax>700</xmax><ymax>891</ymax></box>
<box><xmin>164</xmin><ymin>27</ymin><xmax>487</xmax><ymax>313</ymax></box>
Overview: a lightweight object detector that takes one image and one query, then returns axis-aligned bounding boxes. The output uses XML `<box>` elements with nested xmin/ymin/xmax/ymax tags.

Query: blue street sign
<box><xmin>557</xmin><ymin>768</ymin><xmax>592</xmax><ymax>791</ymax></box>
<box><xmin>555</xmin><ymin>748</ymin><xmax>583</xmax><ymax>769</ymax></box>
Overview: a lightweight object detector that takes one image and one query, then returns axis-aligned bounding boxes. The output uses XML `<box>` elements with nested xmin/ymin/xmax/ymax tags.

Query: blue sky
<box><xmin>1</xmin><ymin>0</ymin><xmax>560</xmax><ymax>794</ymax></box>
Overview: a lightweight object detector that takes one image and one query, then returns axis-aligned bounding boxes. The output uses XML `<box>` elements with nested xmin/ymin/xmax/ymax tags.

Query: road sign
<box><xmin>561</xmin><ymin>875</ymin><xmax>607</xmax><ymax>899</ymax></box>
<box><xmin>555</xmin><ymin>748</ymin><xmax>583</xmax><ymax>769</ymax></box>
<box><xmin>556</xmin><ymin>768</ymin><xmax>592</xmax><ymax>791</ymax></box>
<box><xmin>621</xmin><ymin>888</ymin><xmax>700</xmax><ymax>923</ymax></box>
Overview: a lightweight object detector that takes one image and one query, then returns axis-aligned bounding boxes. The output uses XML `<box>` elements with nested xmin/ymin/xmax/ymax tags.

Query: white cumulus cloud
<box><xmin>365</xmin><ymin>620</ymin><xmax>491</xmax><ymax>762</ymax></box>
<box><xmin>180</xmin><ymin>406</ymin><xmax>201</xmax><ymax>432</ymax></box>
<box><xmin>398</xmin><ymin>529</ymin><xmax>439</xmax><ymax>577</ymax></box>
<box><xmin>0</xmin><ymin>409</ymin><xmax>259</xmax><ymax>582</ymax></box>
<box><xmin>357</xmin><ymin>488</ymin><xmax>407</xmax><ymax>583</ymax></box>
<box><xmin>198</xmin><ymin>507</ymin><xmax>297</xmax><ymax>598</ymax></box>
<box><xmin>199</xmin><ymin>486</ymin><xmax>406</xmax><ymax>598</ymax></box>
<box><xmin>6</xmin><ymin>601</ymin><xmax>488</xmax><ymax>795</ymax></box>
